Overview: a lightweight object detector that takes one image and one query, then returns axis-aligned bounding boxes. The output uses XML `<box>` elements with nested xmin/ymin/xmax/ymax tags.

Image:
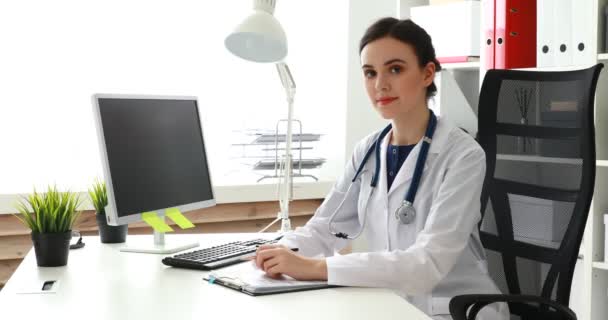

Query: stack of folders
<box><xmin>483</xmin><ymin>0</ymin><xmax>537</xmax><ymax>69</ymax></box>
<box><xmin>483</xmin><ymin>0</ymin><xmax>596</xmax><ymax>69</ymax></box>
<box><xmin>204</xmin><ymin>262</ymin><xmax>336</xmax><ymax>296</ymax></box>
<box><xmin>535</xmin><ymin>0</ymin><xmax>596</xmax><ymax>68</ymax></box>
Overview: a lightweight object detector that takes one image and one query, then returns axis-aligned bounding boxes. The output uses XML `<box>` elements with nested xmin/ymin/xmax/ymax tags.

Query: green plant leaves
<box><xmin>88</xmin><ymin>178</ymin><xmax>107</xmax><ymax>214</ymax></box>
<box><xmin>13</xmin><ymin>185</ymin><xmax>82</xmax><ymax>233</ymax></box>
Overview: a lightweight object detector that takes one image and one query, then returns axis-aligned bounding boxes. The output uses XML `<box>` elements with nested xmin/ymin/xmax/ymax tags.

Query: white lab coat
<box><xmin>280</xmin><ymin>117</ymin><xmax>509</xmax><ymax>320</ymax></box>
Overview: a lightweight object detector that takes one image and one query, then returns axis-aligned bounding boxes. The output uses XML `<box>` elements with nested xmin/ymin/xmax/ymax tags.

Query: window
<box><xmin>0</xmin><ymin>0</ymin><xmax>348</xmax><ymax>195</ymax></box>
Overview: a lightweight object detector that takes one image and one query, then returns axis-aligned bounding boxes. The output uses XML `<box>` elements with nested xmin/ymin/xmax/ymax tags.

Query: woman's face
<box><xmin>360</xmin><ymin>36</ymin><xmax>435</xmax><ymax>120</ymax></box>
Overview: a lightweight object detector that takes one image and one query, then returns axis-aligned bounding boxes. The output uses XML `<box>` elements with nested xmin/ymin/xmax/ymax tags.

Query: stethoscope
<box><xmin>328</xmin><ymin>110</ymin><xmax>437</xmax><ymax>240</ymax></box>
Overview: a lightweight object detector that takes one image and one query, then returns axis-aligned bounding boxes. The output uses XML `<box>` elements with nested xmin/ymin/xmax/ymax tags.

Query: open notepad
<box><xmin>204</xmin><ymin>262</ymin><xmax>335</xmax><ymax>296</ymax></box>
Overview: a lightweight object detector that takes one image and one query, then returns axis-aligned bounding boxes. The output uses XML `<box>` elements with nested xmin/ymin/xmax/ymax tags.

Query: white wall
<box><xmin>344</xmin><ymin>0</ymin><xmax>399</xmax><ymax>165</ymax></box>
<box><xmin>0</xmin><ymin>0</ymin><xmax>349</xmax><ymax>213</ymax></box>
<box><xmin>399</xmin><ymin>0</ymin><xmax>429</xmax><ymax>19</ymax></box>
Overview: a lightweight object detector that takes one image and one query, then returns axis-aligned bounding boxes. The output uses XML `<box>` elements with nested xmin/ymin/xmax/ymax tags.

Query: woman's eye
<box><xmin>364</xmin><ymin>70</ymin><xmax>376</xmax><ymax>78</ymax></box>
<box><xmin>390</xmin><ymin>66</ymin><xmax>402</xmax><ymax>74</ymax></box>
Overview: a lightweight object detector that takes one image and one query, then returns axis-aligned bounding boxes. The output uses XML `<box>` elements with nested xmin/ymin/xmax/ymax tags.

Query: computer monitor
<box><xmin>92</xmin><ymin>94</ymin><xmax>215</xmax><ymax>253</ymax></box>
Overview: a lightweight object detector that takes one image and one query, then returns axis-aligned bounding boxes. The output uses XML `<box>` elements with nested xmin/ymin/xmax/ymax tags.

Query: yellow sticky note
<box><xmin>166</xmin><ymin>208</ymin><xmax>195</xmax><ymax>229</ymax></box>
<box><xmin>142</xmin><ymin>212</ymin><xmax>174</xmax><ymax>233</ymax></box>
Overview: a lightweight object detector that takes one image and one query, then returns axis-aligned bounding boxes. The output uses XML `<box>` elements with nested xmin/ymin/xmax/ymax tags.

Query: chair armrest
<box><xmin>449</xmin><ymin>294</ymin><xmax>576</xmax><ymax>320</ymax></box>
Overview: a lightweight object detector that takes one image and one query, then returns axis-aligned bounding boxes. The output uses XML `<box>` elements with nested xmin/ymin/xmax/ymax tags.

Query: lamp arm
<box><xmin>275</xmin><ymin>62</ymin><xmax>296</xmax><ymax>232</ymax></box>
<box><xmin>276</xmin><ymin>62</ymin><xmax>296</xmax><ymax>101</ymax></box>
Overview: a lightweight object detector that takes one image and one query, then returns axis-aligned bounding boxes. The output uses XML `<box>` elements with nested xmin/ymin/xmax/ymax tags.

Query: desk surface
<box><xmin>0</xmin><ymin>233</ymin><xmax>432</xmax><ymax>320</ymax></box>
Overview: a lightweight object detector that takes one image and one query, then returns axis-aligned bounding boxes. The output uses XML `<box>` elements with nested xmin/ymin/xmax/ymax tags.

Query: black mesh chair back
<box><xmin>473</xmin><ymin>64</ymin><xmax>603</xmax><ymax>319</ymax></box>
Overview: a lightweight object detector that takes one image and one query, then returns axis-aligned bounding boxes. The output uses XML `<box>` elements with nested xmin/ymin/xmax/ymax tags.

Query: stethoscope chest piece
<box><xmin>328</xmin><ymin>110</ymin><xmax>437</xmax><ymax>239</ymax></box>
<box><xmin>396</xmin><ymin>201</ymin><xmax>416</xmax><ymax>224</ymax></box>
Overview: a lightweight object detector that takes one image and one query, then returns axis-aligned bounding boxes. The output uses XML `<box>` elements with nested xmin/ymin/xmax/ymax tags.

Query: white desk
<box><xmin>0</xmin><ymin>233</ymin><xmax>432</xmax><ymax>320</ymax></box>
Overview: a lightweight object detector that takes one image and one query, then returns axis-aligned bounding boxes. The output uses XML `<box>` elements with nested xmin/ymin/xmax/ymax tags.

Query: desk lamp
<box><xmin>225</xmin><ymin>0</ymin><xmax>295</xmax><ymax>233</ymax></box>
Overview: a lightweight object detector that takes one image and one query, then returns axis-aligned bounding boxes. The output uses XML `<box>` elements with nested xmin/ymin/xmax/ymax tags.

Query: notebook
<box><xmin>203</xmin><ymin>262</ymin><xmax>336</xmax><ymax>296</ymax></box>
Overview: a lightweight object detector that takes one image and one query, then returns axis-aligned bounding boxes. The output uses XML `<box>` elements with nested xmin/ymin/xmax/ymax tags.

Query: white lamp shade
<box><xmin>225</xmin><ymin>10</ymin><xmax>287</xmax><ymax>63</ymax></box>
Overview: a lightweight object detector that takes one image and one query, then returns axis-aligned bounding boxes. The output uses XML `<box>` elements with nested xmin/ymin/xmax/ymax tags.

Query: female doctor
<box><xmin>254</xmin><ymin>18</ymin><xmax>508</xmax><ymax>320</ymax></box>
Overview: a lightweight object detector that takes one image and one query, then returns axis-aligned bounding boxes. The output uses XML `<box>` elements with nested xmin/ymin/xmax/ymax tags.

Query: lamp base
<box><xmin>281</xmin><ymin>218</ymin><xmax>291</xmax><ymax>233</ymax></box>
<box><xmin>257</xmin><ymin>216</ymin><xmax>292</xmax><ymax>233</ymax></box>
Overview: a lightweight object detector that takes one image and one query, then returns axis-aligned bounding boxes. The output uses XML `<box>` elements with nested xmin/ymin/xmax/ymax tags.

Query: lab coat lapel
<box><xmin>376</xmin><ymin>130</ymin><xmax>391</xmax><ymax>204</ymax></box>
<box><xmin>386</xmin><ymin>141</ymin><xmax>426</xmax><ymax>197</ymax></box>
<box><xmin>387</xmin><ymin>118</ymin><xmax>448</xmax><ymax>197</ymax></box>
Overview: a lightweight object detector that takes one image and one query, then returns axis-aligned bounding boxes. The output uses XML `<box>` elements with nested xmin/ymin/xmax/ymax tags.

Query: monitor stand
<box><xmin>119</xmin><ymin>213</ymin><xmax>199</xmax><ymax>254</ymax></box>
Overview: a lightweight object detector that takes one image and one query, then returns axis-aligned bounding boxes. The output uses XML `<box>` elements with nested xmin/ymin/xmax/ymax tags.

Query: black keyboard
<box><xmin>162</xmin><ymin>238</ymin><xmax>279</xmax><ymax>270</ymax></box>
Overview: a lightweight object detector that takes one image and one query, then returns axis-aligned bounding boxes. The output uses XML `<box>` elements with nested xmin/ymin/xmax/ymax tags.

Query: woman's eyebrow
<box><xmin>362</xmin><ymin>59</ymin><xmax>407</xmax><ymax>69</ymax></box>
<box><xmin>384</xmin><ymin>58</ymin><xmax>406</xmax><ymax>65</ymax></box>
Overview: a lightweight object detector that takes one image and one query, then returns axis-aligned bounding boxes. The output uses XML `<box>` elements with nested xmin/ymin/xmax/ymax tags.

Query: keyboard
<box><xmin>161</xmin><ymin>238</ymin><xmax>279</xmax><ymax>270</ymax></box>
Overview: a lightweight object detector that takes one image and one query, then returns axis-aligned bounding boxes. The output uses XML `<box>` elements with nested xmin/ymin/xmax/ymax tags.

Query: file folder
<box><xmin>571</xmin><ymin>0</ymin><xmax>595</xmax><ymax>65</ymax></box>
<box><xmin>538</xmin><ymin>0</ymin><xmax>591</xmax><ymax>67</ymax></box>
<box><xmin>554</xmin><ymin>0</ymin><xmax>572</xmax><ymax>66</ymax></box>
<box><xmin>537</xmin><ymin>0</ymin><xmax>555</xmax><ymax>67</ymax></box>
<box><xmin>204</xmin><ymin>262</ymin><xmax>336</xmax><ymax>296</ymax></box>
<box><xmin>483</xmin><ymin>0</ymin><xmax>496</xmax><ymax>69</ymax></box>
<box><xmin>495</xmin><ymin>0</ymin><xmax>536</xmax><ymax>69</ymax></box>
<box><xmin>605</xmin><ymin>5</ymin><xmax>608</xmax><ymax>53</ymax></box>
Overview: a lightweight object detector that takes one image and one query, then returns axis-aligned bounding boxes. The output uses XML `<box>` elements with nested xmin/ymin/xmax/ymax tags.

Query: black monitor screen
<box><xmin>98</xmin><ymin>97</ymin><xmax>213</xmax><ymax>217</ymax></box>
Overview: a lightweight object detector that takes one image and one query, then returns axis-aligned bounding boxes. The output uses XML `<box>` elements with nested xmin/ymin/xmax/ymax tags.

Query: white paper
<box><xmin>208</xmin><ymin>262</ymin><xmax>328</xmax><ymax>293</ymax></box>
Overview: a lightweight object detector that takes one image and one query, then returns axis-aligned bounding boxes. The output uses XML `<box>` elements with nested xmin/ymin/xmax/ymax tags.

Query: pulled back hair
<box><xmin>359</xmin><ymin>17</ymin><xmax>442</xmax><ymax>100</ymax></box>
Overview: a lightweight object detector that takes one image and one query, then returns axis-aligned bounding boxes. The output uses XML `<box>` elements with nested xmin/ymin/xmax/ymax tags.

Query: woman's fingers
<box><xmin>262</xmin><ymin>257</ymin><xmax>280</xmax><ymax>272</ymax></box>
<box><xmin>266</xmin><ymin>265</ymin><xmax>284</xmax><ymax>279</ymax></box>
<box><xmin>254</xmin><ymin>244</ymin><xmax>285</xmax><ymax>268</ymax></box>
<box><xmin>255</xmin><ymin>247</ymin><xmax>283</xmax><ymax>269</ymax></box>
<box><xmin>252</xmin><ymin>249</ymin><xmax>325</xmax><ymax>281</ymax></box>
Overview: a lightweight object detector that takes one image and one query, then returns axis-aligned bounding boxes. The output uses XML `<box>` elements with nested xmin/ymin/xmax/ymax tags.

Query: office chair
<box><xmin>449</xmin><ymin>64</ymin><xmax>604</xmax><ymax>320</ymax></box>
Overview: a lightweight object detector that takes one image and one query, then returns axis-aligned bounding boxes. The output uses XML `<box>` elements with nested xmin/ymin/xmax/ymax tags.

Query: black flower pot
<box><xmin>31</xmin><ymin>231</ymin><xmax>71</xmax><ymax>267</ymax></box>
<box><xmin>96</xmin><ymin>212</ymin><xmax>127</xmax><ymax>243</ymax></box>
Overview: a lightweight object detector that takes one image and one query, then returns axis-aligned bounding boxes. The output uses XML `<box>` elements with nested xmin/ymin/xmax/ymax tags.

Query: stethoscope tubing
<box><xmin>327</xmin><ymin>110</ymin><xmax>437</xmax><ymax>240</ymax></box>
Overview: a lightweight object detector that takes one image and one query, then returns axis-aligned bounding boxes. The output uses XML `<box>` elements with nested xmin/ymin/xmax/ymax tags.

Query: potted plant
<box><xmin>89</xmin><ymin>179</ymin><xmax>127</xmax><ymax>243</ymax></box>
<box><xmin>14</xmin><ymin>186</ymin><xmax>82</xmax><ymax>267</ymax></box>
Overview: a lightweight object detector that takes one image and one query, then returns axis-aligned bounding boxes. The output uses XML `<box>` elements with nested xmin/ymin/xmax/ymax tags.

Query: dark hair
<box><xmin>359</xmin><ymin>17</ymin><xmax>442</xmax><ymax>100</ymax></box>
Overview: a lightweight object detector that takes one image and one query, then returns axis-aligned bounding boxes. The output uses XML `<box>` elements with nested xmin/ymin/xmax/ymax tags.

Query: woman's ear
<box><xmin>423</xmin><ymin>61</ymin><xmax>436</xmax><ymax>87</ymax></box>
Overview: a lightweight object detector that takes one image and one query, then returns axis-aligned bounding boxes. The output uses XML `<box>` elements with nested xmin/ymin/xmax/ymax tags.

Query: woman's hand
<box><xmin>253</xmin><ymin>244</ymin><xmax>328</xmax><ymax>281</ymax></box>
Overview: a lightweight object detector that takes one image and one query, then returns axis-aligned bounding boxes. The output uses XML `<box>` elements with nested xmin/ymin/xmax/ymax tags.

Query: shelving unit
<box><xmin>497</xmin><ymin>154</ymin><xmax>582</xmax><ymax>165</ymax></box>
<box><xmin>515</xmin><ymin>236</ymin><xmax>561</xmax><ymax>249</ymax></box>
<box><xmin>593</xmin><ymin>261</ymin><xmax>608</xmax><ymax>270</ymax></box>
<box><xmin>440</xmin><ymin>61</ymin><xmax>481</xmax><ymax>71</ymax></box>
<box><xmin>588</xmin><ymin>2</ymin><xmax>608</xmax><ymax>319</ymax></box>
<box><xmin>399</xmin><ymin>1</ymin><xmax>608</xmax><ymax>319</ymax></box>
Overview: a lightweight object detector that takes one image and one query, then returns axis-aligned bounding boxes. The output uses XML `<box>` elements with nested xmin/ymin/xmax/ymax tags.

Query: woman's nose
<box><xmin>374</xmin><ymin>74</ymin><xmax>390</xmax><ymax>91</ymax></box>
